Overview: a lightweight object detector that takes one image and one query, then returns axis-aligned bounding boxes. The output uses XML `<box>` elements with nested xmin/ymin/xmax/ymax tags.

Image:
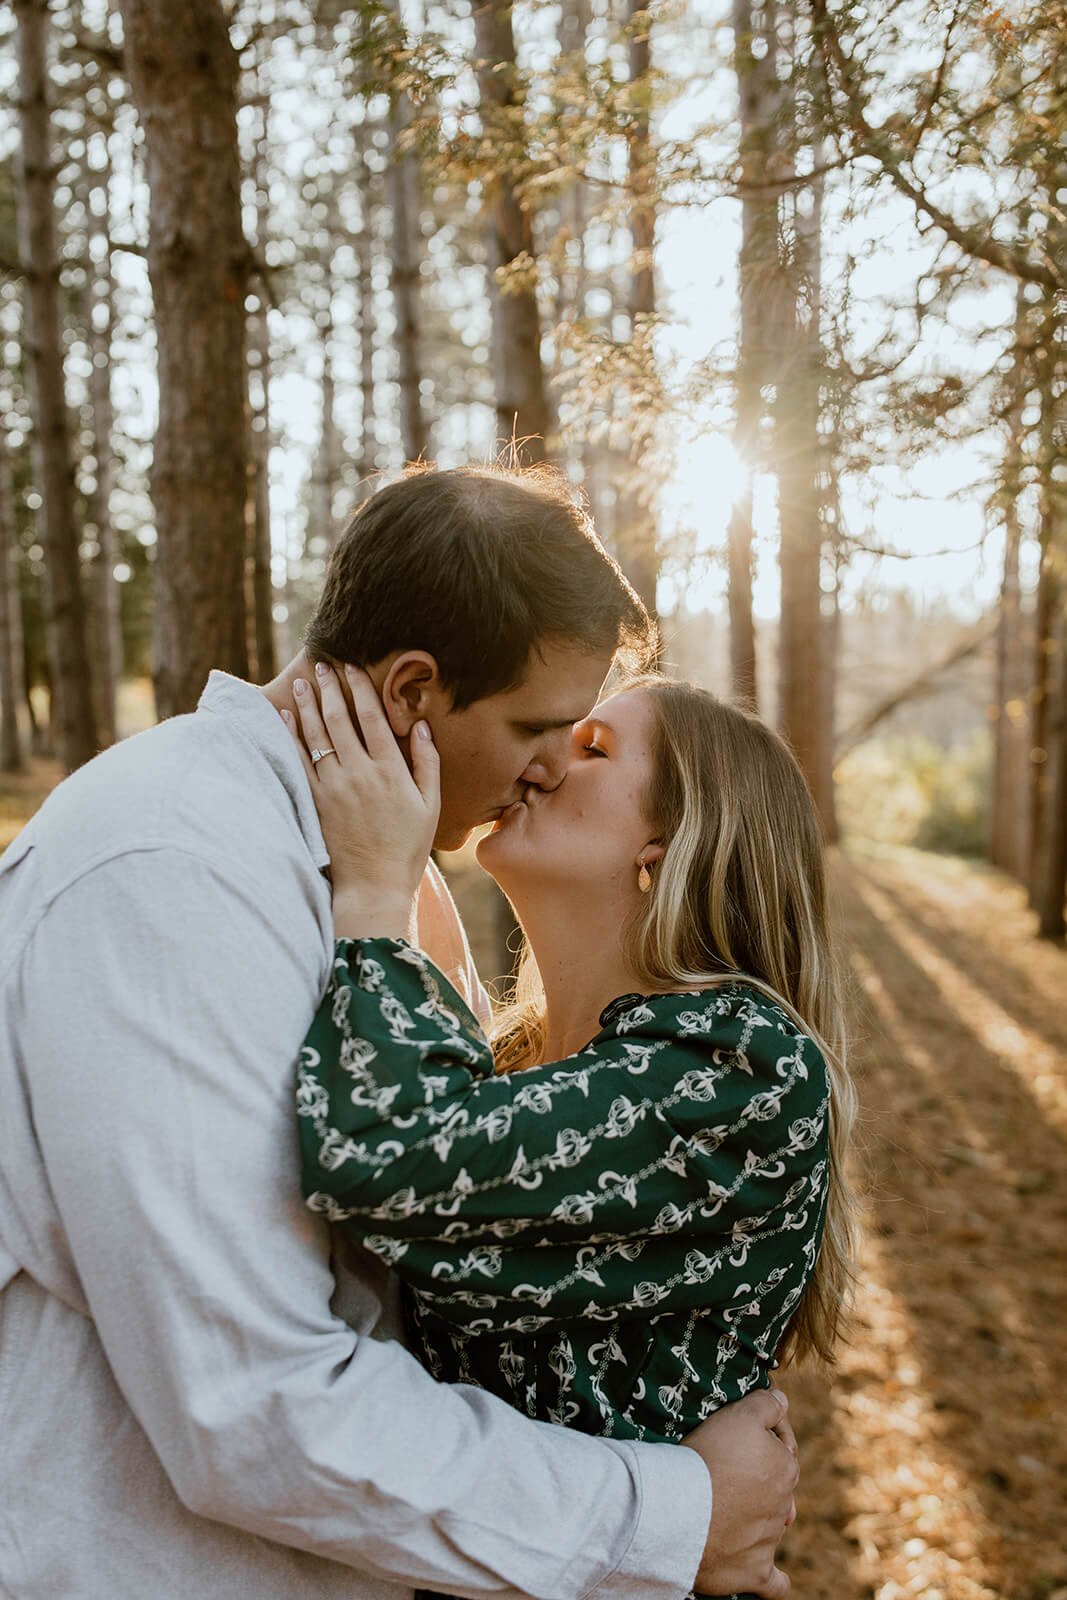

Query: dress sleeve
<box><xmin>298</xmin><ymin>938</ymin><xmax>829</xmax><ymax>1309</ymax></box>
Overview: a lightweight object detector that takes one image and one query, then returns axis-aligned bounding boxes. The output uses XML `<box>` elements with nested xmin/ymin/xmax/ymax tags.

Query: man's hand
<box><xmin>682</xmin><ymin>1388</ymin><xmax>799</xmax><ymax>1599</ymax></box>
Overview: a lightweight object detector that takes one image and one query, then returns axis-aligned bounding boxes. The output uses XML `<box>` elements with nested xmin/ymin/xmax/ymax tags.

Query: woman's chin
<box><xmin>475</xmin><ymin>824</ymin><xmax>512</xmax><ymax>870</ymax></box>
<box><xmin>475</xmin><ymin>822</ymin><xmax>529</xmax><ymax>887</ymax></box>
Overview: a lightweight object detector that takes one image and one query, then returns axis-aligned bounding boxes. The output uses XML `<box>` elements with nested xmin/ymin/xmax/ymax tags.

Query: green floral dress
<box><xmin>297</xmin><ymin>939</ymin><xmax>830</xmax><ymax>1599</ymax></box>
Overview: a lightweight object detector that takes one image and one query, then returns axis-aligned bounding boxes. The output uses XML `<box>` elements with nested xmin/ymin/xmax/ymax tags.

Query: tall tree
<box><xmin>473</xmin><ymin>0</ymin><xmax>552</xmax><ymax>462</ymax></box>
<box><xmin>989</xmin><ymin>285</ymin><xmax>1032</xmax><ymax>882</ymax></box>
<box><xmin>613</xmin><ymin>0</ymin><xmax>659</xmax><ymax>622</ymax></box>
<box><xmin>119</xmin><ymin>0</ymin><xmax>250</xmax><ymax>717</ymax></box>
<box><xmin>246</xmin><ymin>64</ymin><xmax>276</xmax><ymax>682</ymax></box>
<box><xmin>727</xmin><ymin>0</ymin><xmax>779</xmax><ymax>711</ymax></box>
<box><xmin>85</xmin><ymin>147</ymin><xmax>123</xmax><ymax>746</ymax></box>
<box><xmin>1028</xmin><ymin>276</ymin><xmax>1066</xmax><ymax>938</ymax></box>
<box><xmin>0</xmin><ymin>427</ymin><xmax>26</xmax><ymax>774</ymax></box>
<box><xmin>14</xmin><ymin>0</ymin><xmax>99</xmax><ymax>770</ymax></box>
<box><xmin>354</xmin><ymin>129</ymin><xmax>378</xmax><ymax>491</ymax></box>
<box><xmin>776</xmin><ymin>125</ymin><xmax>835</xmax><ymax>830</ymax></box>
<box><xmin>385</xmin><ymin>14</ymin><xmax>429</xmax><ymax>465</ymax></box>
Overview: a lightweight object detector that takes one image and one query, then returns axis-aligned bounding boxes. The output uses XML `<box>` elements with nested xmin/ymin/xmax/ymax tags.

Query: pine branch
<box><xmin>835</xmin><ymin>616</ymin><xmax>998</xmax><ymax>756</ymax></box>
<box><xmin>809</xmin><ymin>0</ymin><xmax>1063</xmax><ymax>291</ymax></box>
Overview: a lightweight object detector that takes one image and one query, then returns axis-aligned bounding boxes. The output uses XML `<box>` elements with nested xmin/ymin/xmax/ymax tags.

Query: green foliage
<box><xmin>836</xmin><ymin>731</ymin><xmax>992</xmax><ymax>856</ymax></box>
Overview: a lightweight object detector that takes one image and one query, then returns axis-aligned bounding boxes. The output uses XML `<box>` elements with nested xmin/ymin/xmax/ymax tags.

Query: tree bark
<box><xmin>86</xmin><ymin>156</ymin><xmax>122</xmax><ymax>746</ymax></box>
<box><xmin>0</xmin><ymin>428</ymin><xmax>27</xmax><ymax>774</ymax></box>
<box><xmin>728</xmin><ymin>0</ymin><xmax>781</xmax><ymax>711</ymax></box>
<box><xmin>309</xmin><ymin>297</ymin><xmax>341</xmax><ymax>553</ymax></box>
<box><xmin>1028</xmin><ymin>274</ymin><xmax>1066</xmax><ymax>936</ymax></box>
<box><xmin>815</xmin><ymin>545</ymin><xmax>840</xmax><ymax>845</ymax></box>
<box><xmin>246</xmin><ymin>80</ymin><xmax>275</xmax><ymax>682</ymax></box>
<box><xmin>613</xmin><ymin>0</ymin><xmax>659</xmax><ymax>624</ymax></box>
<box><xmin>775</xmin><ymin>28</ymin><xmax>832</xmax><ymax>834</ymax></box>
<box><xmin>119</xmin><ymin>0</ymin><xmax>249</xmax><ymax>717</ymax></box>
<box><xmin>989</xmin><ymin>288</ymin><xmax>1032</xmax><ymax>881</ymax></box>
<box><xmin>353</xmin><ymin>101</ymin><xmax>378</xmax><ymax>495</ymax></box>
<box><xmin>1027</xmin><ymin>107</ymin><xmax>1066</xmax><ymax>934</ymax></box>
<box><xmin>385</xmin><ymin>34</ymin><xmax>429</xmax><ymax>465</ymax></box>
<box><xmin>14</xmin><ymin>0</ymin><xmax>99</xmax><ymax>771</ymax></box>
<box><xmin>473</xmin><ymin>0</ymin><xmax>552</xmax><ymax>464</ymax></box>
<box><xmin>1032</xmin><ymin>608</ymin><xmax>1067</xmax><ymax>941</ymax></box>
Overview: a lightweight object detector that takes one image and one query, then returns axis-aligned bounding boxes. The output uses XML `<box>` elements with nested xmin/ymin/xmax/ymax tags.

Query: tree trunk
<box><xmin>1032</xmin><ymin>608</ymin><xmax>1067</xmax><ymax>941</ymax></box>
<box><xmin>728</xmin><ymin>0</ymin><xmax>781</xmax><ymax>712</ymax></box>
<box><xmin>613</xmin><ymin>0</ymin><xmax>659</xmax><ymax>623</ymax></box>
<box><xmin>816</xmin><ymin>547</ymin><xmax>840</xmax><ymax>845</ymax></box>
<box><xmin>990</xmin><ymin>288</ymin><xmax>1032</xmax><ymax>881</ymax></box>
<box><xmin>353</xmin><ymin>105</ymin><xmax>378</xmax><ymax>494</ymax></box>
<box><xmin>1029</xmin><ymin>262</ymin><xmax>1065</xmax><ymax>936</ymax></box>
<box><xmin>246</xmin><ymin>290</ymin><xmax>275</xmax><ymax>682</ymax></box>
<box><xmin>119</xmin><ymin>0</ymin><xmax>249</xmax><ymax>717</ymax></box>
<box><xmin>776</xmin><ymin>100</ymin><xmax>831</xmax><ymax>833</ymax></box>
<box><xmin>385</xmin><ymin>45</ymin><xmax>429</xmax><ymax>465</ymax></box>
<box><xmin>309</xmin><ymin>309</ymin><xmax>341</xmax><ymax>555</ymax></box>
<box><xmin>473</xmin><ymin>0</ymin><xmax>552</xmax><ymax>464</ymax></box>
<box><xmin>14</xmin><ymin>0</ymin><xmax>99</xmax><ymax>771</ymax></box>
<box><xmin>86</xmin><ymin>156</ymin><xmax>122</xmax><ymax>746</ymax></box>
<box><xmin>0</xmin><ymin>429</ymin><xmax>27</xmax><ymax>774</ymax></box>
<box><xmin>246</xmin><ymin>82</ymin><xmax>275</xmax><ymax>683</ymax></box>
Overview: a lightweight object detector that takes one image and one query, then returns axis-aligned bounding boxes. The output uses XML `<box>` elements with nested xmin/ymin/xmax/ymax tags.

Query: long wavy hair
<box><xmin>491</xmin><ymin>677</ymin><xmax>859</xmax><ymax>1367</ymax></box>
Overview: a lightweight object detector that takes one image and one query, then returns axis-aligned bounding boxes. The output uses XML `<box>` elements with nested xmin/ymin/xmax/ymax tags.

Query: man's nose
<box><xmin>521</xmin><ymin>737</ymin><xmax>570</xmax><ymax>792</ymax></box>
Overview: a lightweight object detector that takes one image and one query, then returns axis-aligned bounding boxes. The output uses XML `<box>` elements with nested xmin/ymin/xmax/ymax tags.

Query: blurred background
<box><xmin>1</xmin><ymin>2</ymin><xmax>1065</xmax><ymax>1596</ymax></box>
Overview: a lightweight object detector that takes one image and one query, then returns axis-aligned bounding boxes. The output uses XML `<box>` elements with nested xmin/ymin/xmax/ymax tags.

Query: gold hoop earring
<box><xmin>638</xmin><ymin>862</ymin><xmax>652</xmax><ymax>893</ymax></box>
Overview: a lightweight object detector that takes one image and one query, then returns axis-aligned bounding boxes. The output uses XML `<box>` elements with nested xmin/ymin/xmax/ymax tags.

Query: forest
<box><xmin>1</xmin><ymin>0</ymin><xmax>1065</xmax><ymax>1595</ymax></box>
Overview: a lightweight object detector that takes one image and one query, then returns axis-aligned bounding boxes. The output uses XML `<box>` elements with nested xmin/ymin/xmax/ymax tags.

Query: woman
<box><xmin>284</xmin><ymin>665</ymin><xmax>857</xmax><ymax>1592</ymax></box>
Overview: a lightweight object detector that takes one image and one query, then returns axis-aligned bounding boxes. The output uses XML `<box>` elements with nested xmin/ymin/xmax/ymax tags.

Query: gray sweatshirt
<box><xmin>0</xmin><ymin>671</ymin><xmax>708</xmax><ymax>1600</ymax></box>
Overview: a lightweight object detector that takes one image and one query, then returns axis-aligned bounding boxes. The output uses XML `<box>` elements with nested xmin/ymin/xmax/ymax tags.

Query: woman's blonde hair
<box><xmin>492</xmin><ymin>677</ymin><xmax>859</xmax><ymax>1367</ymax></box>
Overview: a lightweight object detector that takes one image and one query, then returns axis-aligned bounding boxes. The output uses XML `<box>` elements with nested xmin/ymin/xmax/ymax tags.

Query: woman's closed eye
<box><xmin>581</xmin><ymin>739</ymin><xmax>608</xmax><ymax>758</ymax></box>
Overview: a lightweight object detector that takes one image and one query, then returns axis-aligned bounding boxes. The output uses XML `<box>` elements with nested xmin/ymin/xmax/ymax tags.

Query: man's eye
<box><xmin>524</xmin><ymin>726</ymin><xmax>546</xmax><ymax>738</ymax></box>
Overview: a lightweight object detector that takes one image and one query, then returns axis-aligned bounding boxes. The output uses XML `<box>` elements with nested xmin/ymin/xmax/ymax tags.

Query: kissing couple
<box><xmin>0</xmin><ymin>464</ymin><xmax>856</xmax><ymax>1600</ymax></box>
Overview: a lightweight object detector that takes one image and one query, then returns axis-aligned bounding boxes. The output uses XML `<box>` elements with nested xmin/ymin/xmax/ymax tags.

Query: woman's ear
<box><xmin>381</xmin><ymin>652</ymin><xmax>443</xmax><ymax>736</ymax></box>
<box><xmin>637</xmin><ymin>841</ymin><xmax>666</xmax><ymax>870</ymax></box>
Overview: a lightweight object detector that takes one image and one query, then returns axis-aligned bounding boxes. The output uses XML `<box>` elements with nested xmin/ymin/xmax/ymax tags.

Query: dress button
<box><xmin>598</xmin><ymin>993</ymin><xmax>647</xmax><ymax>1029</ymax></box>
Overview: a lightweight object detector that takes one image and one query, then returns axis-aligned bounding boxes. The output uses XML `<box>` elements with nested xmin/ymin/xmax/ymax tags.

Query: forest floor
<box><xmin>444</xmin><ymin>842</ymin><xmax>1067</xmax><ymax>1600</ymax></box>
<box><xmin>773</xmin><ymin>846</ymin><xmax>1067</xmax><ymax>1600</ymax></box>
<box><xmin>2</xmin><ymin>758</ymin><xmax>1064</xmax><ymax>1600</ymax></box>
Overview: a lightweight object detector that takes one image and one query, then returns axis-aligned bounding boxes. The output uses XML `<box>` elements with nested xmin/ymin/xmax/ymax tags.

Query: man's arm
<box><xmin>22</xmin><ymin>847</ymin><xmax>709</xmax><ymax>1600</ymax></box>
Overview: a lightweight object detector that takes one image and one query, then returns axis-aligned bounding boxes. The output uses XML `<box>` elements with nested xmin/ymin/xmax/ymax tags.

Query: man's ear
<box><xmin>380</xmin><ymin>652</ymin><xmax>446</xmax><ymax>736</ymax></box>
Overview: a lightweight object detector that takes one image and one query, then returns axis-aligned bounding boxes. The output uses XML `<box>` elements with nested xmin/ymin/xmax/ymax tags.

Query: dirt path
<box><xmin>773</xmin><ymin>847</ymin><xmax>1067</xmax><ymax>1600</ymax></box>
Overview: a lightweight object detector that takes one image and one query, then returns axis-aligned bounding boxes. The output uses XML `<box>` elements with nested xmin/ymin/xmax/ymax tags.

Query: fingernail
<box><xmin>280</xmin><ymin>708</ymin><xmax>293</xmax><ymax>726</ymax></box>
<box><xmin>315</xmin><ymin>661</ymin><xmax>329</xmax><ymax>678</ymax></box>
<box><xmin>293</xmin><ymin>678</ymin><xmax>307</xmax><ymax>696</ymax></box>
<box><xmin>414</xmin><ymin>720</ymin><xmax>433</xmax><ymax>741</ymax></box>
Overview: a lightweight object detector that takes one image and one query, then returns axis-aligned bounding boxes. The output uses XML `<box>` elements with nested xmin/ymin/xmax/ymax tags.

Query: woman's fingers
<box><xmin>316</xmin><ymin>662</ymin><xmax>370</xmax><ymax>767</ymax></box>
<box><xmin>410</xmin><ymin>720</ymin><xmax>441</xmax><ymax>817</ymax></box>
<box><xmin>345</xmin><ymin>665</ymin><xmax>403</xmax><ymax>765</ymax></box>
<box><xmin>292</xmin><ymin>676</ymin><xmax>336</xmax><ymax>775</ymax></box>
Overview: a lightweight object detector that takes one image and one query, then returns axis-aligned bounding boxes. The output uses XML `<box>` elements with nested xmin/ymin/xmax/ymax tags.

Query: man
<box><xmin>0</xmin><ymin>467</ymin><xmax>798</xmax><ymax>1598</ymax></box>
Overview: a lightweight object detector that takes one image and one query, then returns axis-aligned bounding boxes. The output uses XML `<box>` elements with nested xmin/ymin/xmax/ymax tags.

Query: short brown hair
<box><xmin>304</xmin><ymin>464</ymin><xmax>655</xmax><ymax>707</ymax></box>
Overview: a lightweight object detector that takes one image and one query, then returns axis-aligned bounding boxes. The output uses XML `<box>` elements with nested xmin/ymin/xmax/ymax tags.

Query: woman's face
<box><xmin>476</xmin><ymin>685</ymin><xmax>661</xmax><ymax>907</ymax></box>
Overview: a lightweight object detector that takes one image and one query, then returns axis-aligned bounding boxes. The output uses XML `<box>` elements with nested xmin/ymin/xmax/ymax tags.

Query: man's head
<box><xmin>304</xmin><ymin>465</ymin><xmax>655</xmax><ymax>848</ymax></box>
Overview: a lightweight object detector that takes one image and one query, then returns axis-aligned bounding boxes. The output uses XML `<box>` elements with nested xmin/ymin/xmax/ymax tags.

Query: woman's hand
<box><xmin>282</xmin><ymin>662</ymin><xmax>440</xmax><ymax>940</ymax></box>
